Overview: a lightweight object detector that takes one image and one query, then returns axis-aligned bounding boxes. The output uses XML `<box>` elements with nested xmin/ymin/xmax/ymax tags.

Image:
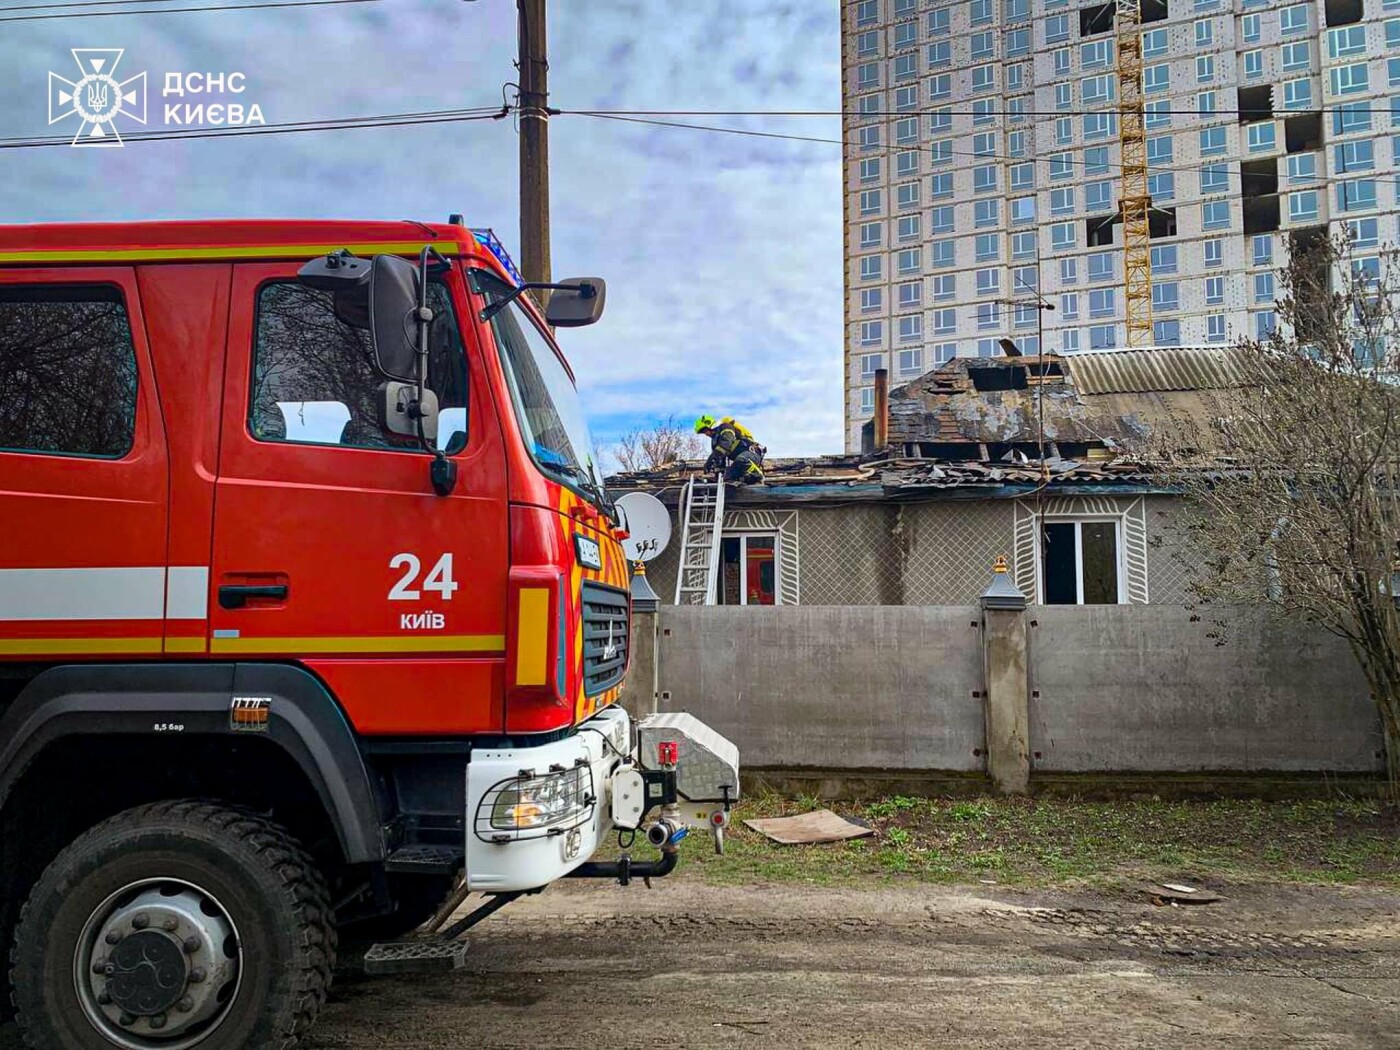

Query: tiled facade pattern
<box><xmin>841</xmin><ymin>0</ymin><xmax>1400</xmax><ymax>449</ymax></box>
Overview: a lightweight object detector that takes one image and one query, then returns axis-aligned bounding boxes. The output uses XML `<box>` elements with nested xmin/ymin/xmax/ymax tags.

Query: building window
<box><xmin>972</xmin><ymin>64</ymin><xmax>996</xmax><ymax>92</ymax></box>
<box><xmin>977</xmin><ymin>303</ymin><xmax>1000</xmax><ymax>330</ymax></box>
<box><xmin>1145</xmin><ymin>99</ymin><xmax>1171</xmax><ymax>129</ymax></box>
<box><xmin>860</xmin><ymin>353</ymin><xmax>884</xmax><ymax>378</ymax></box>
<box><xmin>894</xmin><ymin>54</ymin><xmax>919</xmax><ymax>81</ymax></box>
<box><xmin>932</xmin><ymin>308</ymin><xmax>956</xmax><ymax>334</ymax></box>
<box><xmin>1288</xmin><ymin>189</ymin><xmax>1319</xmax><ymax>222</ymax></box>
<box><xmin>859</xmin><ymin>387</ymin><xmax>875</xmax><ymax>414</ymax></box>
<box><xmin>930</xmin><ymin>173</ymin><xmax>953</xmax><ymax>199</ymax></box>
<box><xmin>1142</xmin><ymin>28</ymin><xmax>1166</xmax><ymax>57</ymax></box>
<box><xmin>1151</xmin><ymin>244</ymin><xmax>1178</xmax><ymax>275</ymax></box>
<box><xmin>894</xmin><ymin>117</ymin><xmax>919</xmax><ymax>145</ymax></box>
<box><xmin>1194</xmin><ymin>18</ymin><xmax>1214</xmax><ymax>46</ymax></box>
<box><xmin>1082</xmin><ymin>74</ymin><xmax>1114</xmax><ymax>104</ymax></box>
<box><xmin>1330</xmin><ymin>63</ymin><xmax>1370</xmax><ymax>97</ymax></box>
<box><xmin>855</xmin><ymin>0</ymin><xmax>878</xmax><ymax>27</ymax></box>
<box><xmin>1206</xmin><ymin>314</ymin><xmax>1227</xmax><ymax>343</ymax></box>
<box><xmin>1085</xmin><ymin>180</ymin><xmax>1112</xmax><ymax>211</ymax></box>
<box><xmin>1197</xmin><ymin>90</ymin><xmax>1217</xmax><ymax>115</ymax></box>
<box><xmin>1144</xmin><ymin>64</ymin><xmax>1169</xmax><ymax>94</ymax></box>
<box><xmin>970</xmin><ymin>0</ymin><xmax>993</xmax><ymax>24</ymax></box>
<box><xmin>933</xmin><ymin>342</ymin><xmax>957</xmax><ymax>364</ymax></box>
<box><xmin>1197</xmin><ymin>54</ymin><xmax>1215</xmax><ymax>83</ymax></box>
<box><xmin>1088</xmin><ymin>253</ymin><xmax>1115</xmax><ymax>281</ymax></box>
<box><xmin>858</xmin><ymin>94</ymin><xmax>883</xmax><ymax>118</ymax></box>
<box><xmin>930</xmin><ymin>206</ymin><xmax>954</xmax><ymax>233</ymax></box>
<box><xmin>0</xmin><ymin>284</ymin><xmax>138</xmax><ymax>458</ymax></box>
<box><xmin>1051</xmin><ymin>222</ymin><xmax>1077</xmax><ymax>251</ymax></box>
<box><xmin>975</xmin><ymin>234</ymin><xmax>1000</xmax><ymax>262</ymax></box>
<box><xmin>859</xmin><ymin>222</ymin><xmax>882</xmax><ymax>249</ymax></box>
<box><xmin>932</xmin><ymin>274</ymin><xmax>956</xmax><ymax>301</ymax></box>
<box><xmin>1061</xmin><ymin>328</ymin><xmax>1081</xmax><ymax>352</ymax></box>
<box><xmin>858</xmin><ymin>125</ymin><xmax>881</xmax><ymax>150</ymax></box>
<box><xmin>1084</xmin><ymin>147</ymin><xmax>1109</xmax><ymax>175</ymax></box>
<box><xmin>895</xmin><ymin>85</ymin><xmax>919</xmax><ymax>111</ymax></box>
<box><xmin>895</xmin><ymin>150</ymin><xmax>920</xmax><ymax>178</ymax></box>
<box><xmin>1243</xmin><ymin>50</ymin><xmax>1263</xmax><ymax>79</ymax></box>
<box><xmin>1328</xmin><ymin>24</ymin><xmax>1367</xmax><ymax>58</ymax></box>
<box><xmin>1012</xmin><ymin>232</ymin><xmax>1037</xmax><ymax>259</ymax></box>
<box><xmin>1202</xmin><ymin>200</ymin><xmax>1231</xmax><ymax>229</ymax></box>
<box><xmin>1046</xmin><ymin>13</ymin><xmax>1070</xmax><ymax>42</ymax></box>
<box><xmin>973</xmin><ymin>166</ymin><xmax>998</xmax><ymax>194</ymax></box>
<box><xmin>860</xmin><ymin>321</ymin><xmax>883</xmax><ymax>346</ymax></box>
<box><xmin>860</xmin><ymin>256</ymin><xmax>883</xmax><ymax>281</ymax></box>
<box><xmin>1337</xmin><ymin>179</ymin><xmax>1378</xmax><ymax>211</ymax></box>
<box><xmin>927</xmin><ymin>7</ymin><xmax>950</xmax><ymax>35</ymax></box>
<box><xmin>894</xmin><ymin>20</ymin><xmax>918</xmax><ymax>49</ymax></box>
<box><xmin>1154</xmin><ymin>319</ymin><xmax>1182</xmax><ymax>346</ymax></box>
<box><xmin>1061</xmin><ymin>292</ymin><xmax>1079</xmax><ymax>319</ymax></box>
<box><xmin>1192</xmin><ymin>126</ymin><xmax>1226</xmax><ymax>155</ymax></box>
<box><xmin>1255</xmin><ymin>311</ymin><xmax>1277</xmax><ymax>339</ymax></box>
<box><xmin>857</xmin><ymin>62</ymin><xmax>880</xmax><ymax>89</ymax></box>
<box><xmin>1204</xmin><ymin>239</ymin><xmax>1223</xmax><ymax>267</ymax></box>
<box><xmin>1010</xmin><ymin>163</ymin><xmax>1035</xmax><ymax>190</ymax></box>
<box><xmin>1247</xmin><ymin>123</ymin><xmax>1277</xmax><ymax>152</ymax></box>
<box><xmin>1279</xmin><ymin>4</ymin><xmax>1308</xmax><ymax>34</ymax></box>
<box><xmin>898</xmin><ymin>314</ymin><xmax>923</xmax><ymax>342</ymax></box>
<box><xmin>897</xmin><ymin>248</ymin><xmax>922</xmax><ymax>275</ymax></box>
<box><xmin>975</xmin><ymin>200</ymin><xmax>999</xmax><ymax>228</ymax></box>
<box><xmin>1336</xmin><ymin>139</ymin><xmax>1375</xmax><ymax>172</ymax></box>
<box><xmin>930</xmin><ymin>140</ymin><xmax>953</xmax><ymax>166</ymax></box>
<box><xmin>1054</xmin><ymin>48</ymin><xmax>1072</xmax><ymax>76</ymax></box>
<box><xmin>856</xmin><ymin>30</ymin><xmax>880</xmax><ymax>57</ymax></box>
<box><xmin>859</xmin><ymin>189</ymin><xmax>882</xmax><ymax>216</ymax></box>
<box><xmin>1281</xmin><ymin>42</ymin><xmax>1310</xmax><ymax>72</ymax></box>
<box><xmin>1011</xmin><ymin>196</ymin><xmax>1036</xmax><ymax>224</ymax></box>
<box><xmin>1006</xmin><ymin>27</ymin><xmax>1031</xmax><ymax>56</ymax></box>
<box><xmin>1252</xmin><ymin>234</ymin><xmax>1274</xmax><ymax>266</ymax></box>
<box><xmin>976</xmin><ymin>268</ymin><xmax>1001</xmax><ymax>296</ymax></box>
<box><xmin>1148</xmin><ymin>171</ymin><xmax>1175</xmax><ymax>199</ymax></box>
<box><xmin>1050</xmin><ymin>188</ymin><xmax>1075</xmax><ymax>216</ymax></box>
<box><xmin>1205</xmin><ymin>275</ymin><xmax>1224</xmax><ymax>305</ymax></box>
<box><xmin>860</xmin><ymin>288</ymin><xmax>882</xmax><ymax>313</ymax></box>
<box><xmin>930</xmin><ymin>239</ymin><xmax>956</xmax><ymax>267</ymax></box>
<box><xmin>896</xmin><ymin>182</ymin><xmax>921</xmax><ymax>209</ymax></box>
<box><xmin>897</xmin><ymin>281</ymin><xmax>922</xmax><ymax>308</ymax></box>
<box><xmin>1089</xmin><ymin>288</ymin><xmax>1116</xmax><ymax>317</ymax></box>
<box><xmin>1333</xmin><ymin>101</ymin><xmax>1372</xmax><ymax>135</ymax></box>
<box><xmin>860</xmin><ymin>157</ymin><xmax>881</xmax><ymax>183</ymax></box>
<box><xmin>1254</xmin><ymin>272</ymin><xmax>1276</xmax><ymax>303</ymax></box>
<box><xmin>973</xmin><ymin>98</ymin><xmax>996</xmax><ymax>125</ymax></box>
<box><xmin>1090</xmin><ymin>324</ymin><xmax>1118</xmax><ymax>350</ymax></box>
<box><xmin>1084</xmin><ymin>112</ymin><xmax>1115</xmax><ymax>139</ymax></box>
<box><xmin>1346</xmin><ymin>217</ymin><xmax>1380</xmax><ymax>249</ymax></box>
<box><xmin>899</xmin><ymin>347</ymin><xmax>924</xmax><ymax>375</ymax></box>
<box><xmin>1242</xmin><ymin>13</ymin><xmax>1260</xmax><ymax>41</ymax></box>
<box><xmin>1152</xmin><ymin>282</ymin><xmax>1180</xmax><ymax>312</ymax></box>
<box><xmin>1082</xmin><ymin>40</ymin><xmax>1113</xmax><ymax>70</ymax></box>
<box><xmin>1060</xmin><ymin>258</ymin><xmax>1078</xmax><ymax>284</ymax></box>
<box><xmin>1287</xmin><ymin>152</ymin><xmax>1318</xmax><ymax>183</ymax></box>
<box><xmin>929</xmin><ymin>107</ymin><xmax>953</xmax><ymax>133</ymax></box>
<box><xmin>1283</xmin><ymin>78</ymin><xmax>1313</xmax><ymax>109</ymax></box>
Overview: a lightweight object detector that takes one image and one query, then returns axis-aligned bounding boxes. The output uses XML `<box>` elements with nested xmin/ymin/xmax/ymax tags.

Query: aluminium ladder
<box><xmin>673</xmin><ymin>473</ymin><xmax>726</xmax><ymax>605</ymax></box>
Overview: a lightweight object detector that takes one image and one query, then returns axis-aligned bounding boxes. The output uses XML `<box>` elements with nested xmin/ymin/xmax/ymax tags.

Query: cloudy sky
<box><xmin>0</xmin><ymin>0</ymin><xmax>845</xmax><ymax>460</ymax></box>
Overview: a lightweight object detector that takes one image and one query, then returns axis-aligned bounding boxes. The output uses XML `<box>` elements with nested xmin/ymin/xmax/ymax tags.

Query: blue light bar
<box><xmin>470</xmin><ymin>227</ymin><xmax>524</xmax><ymax>287</ymax></box>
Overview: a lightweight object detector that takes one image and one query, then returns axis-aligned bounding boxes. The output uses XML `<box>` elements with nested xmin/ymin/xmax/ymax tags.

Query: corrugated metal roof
<box><xmin>1065</xmin><ymin>346</ymin><xmax>1250</xmax><ymax>395</ymax></box>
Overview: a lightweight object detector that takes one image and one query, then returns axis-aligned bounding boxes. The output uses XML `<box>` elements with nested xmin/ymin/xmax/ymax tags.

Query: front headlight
<box><xmin>482</xmin><ymin>765</ymin><xmax>594</xmax><ymax>837</ymax></box>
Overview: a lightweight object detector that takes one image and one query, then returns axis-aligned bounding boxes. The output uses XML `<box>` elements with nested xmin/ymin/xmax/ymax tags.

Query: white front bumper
<box><xmin>463</xmin><ymin>706</ymin><xmax>631</xmax><ymax>893</ymax></box>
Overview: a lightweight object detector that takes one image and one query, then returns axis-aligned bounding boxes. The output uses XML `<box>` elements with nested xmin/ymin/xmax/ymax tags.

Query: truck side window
<box><xmin>0</xmin><ymin>284</ymin><xmax>138</xmax><ymax>458</ymax></box>
<box><xmin>249</xmin><ymin>280</ymin><xmax>467</xmax><ymax>452</ymax></box>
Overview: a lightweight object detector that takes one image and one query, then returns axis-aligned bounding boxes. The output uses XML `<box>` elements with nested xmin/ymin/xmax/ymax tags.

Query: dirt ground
<box><xmin>304</xmin><ymin>877</ymin><xmax>1395</xmax><ymax>1050</ymax></box>
<box><xmin>4</xmin><ymin>876</ymin><xmax>1396</xmax><ymax>1049</ymax></box>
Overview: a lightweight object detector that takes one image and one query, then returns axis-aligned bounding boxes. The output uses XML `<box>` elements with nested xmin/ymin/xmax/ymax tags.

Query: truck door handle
<box><xmin>218</xmin><ymin>584</ymin><xmax>288</xmax><ymax>609</ymax></box>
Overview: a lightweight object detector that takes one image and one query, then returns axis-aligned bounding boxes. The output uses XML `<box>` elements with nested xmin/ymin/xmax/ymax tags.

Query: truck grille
<box><xmin>581</xmin><ymin>582</ymin><xmax>628</xmax><ymax>697</ymax></box>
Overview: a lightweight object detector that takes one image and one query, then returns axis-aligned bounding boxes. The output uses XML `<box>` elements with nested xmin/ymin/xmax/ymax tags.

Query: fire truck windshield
<box><xmin>487</xmin><ymin>284</ymin><xmax>607</xmax><ymax>506</ymax></box>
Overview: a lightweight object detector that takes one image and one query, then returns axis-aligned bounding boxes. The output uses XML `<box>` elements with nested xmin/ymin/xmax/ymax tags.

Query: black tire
<box><xmin>8</xmin><ymin>800</ymin><xmax>335</xmax><ymax>1050</ymax></box>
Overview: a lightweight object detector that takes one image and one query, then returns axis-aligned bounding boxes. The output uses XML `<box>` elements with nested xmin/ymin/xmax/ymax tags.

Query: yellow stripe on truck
<box><xmin>514</xmin><ymin>588</ymin><xmax>550</xmax><ymax>686</ymax></box>
<box><xmin>209</xmin><ymin>634</ymin><xmax>505</xmax><ymax>655</ymax></box>
<box><xmin>0</xmin><ymin>637</ymin><xmax>163</xmax><ymax>655</ymax></box>
<box><xmin>0</xmin><ymin>240</ymin><xmax>462</xmax><ymax>265</ymax></box>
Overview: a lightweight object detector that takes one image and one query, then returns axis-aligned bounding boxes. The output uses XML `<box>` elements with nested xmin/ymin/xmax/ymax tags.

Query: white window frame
<box><xmin>719</xmin><ymin>532</ymin><xmax>783</xmax><ymax>606</ymax></box>
<box><xmin>1034</xmin><ymin>516</ymin><xmax>1128</xmax><ymax>605</ymax></box>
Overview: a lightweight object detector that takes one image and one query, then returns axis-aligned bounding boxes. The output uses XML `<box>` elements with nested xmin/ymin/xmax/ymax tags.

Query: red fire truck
<box><xmin>0</xmin><ymin>219</ymin><xmax>737</xmax><ymax>1049</ymax></box>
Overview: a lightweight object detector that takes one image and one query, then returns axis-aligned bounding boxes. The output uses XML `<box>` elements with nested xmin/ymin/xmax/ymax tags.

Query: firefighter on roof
<box><xmin>695</xmin><ymin>414</ymin><xmax>765</xmax><ymax>484</ymax></box>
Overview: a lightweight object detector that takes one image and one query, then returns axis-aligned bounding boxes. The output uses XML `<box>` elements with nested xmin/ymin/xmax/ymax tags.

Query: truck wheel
<box><xmin>8</xmin><ymin>801</ymin><xmax>335</xmax><ymax>1050</ymax></box>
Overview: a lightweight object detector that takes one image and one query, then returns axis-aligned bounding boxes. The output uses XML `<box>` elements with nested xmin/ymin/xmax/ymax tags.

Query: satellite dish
<box><xmin>615</xmin><ymin>492</ymin><xmax>672</xmax><ymax>563</ymax></box>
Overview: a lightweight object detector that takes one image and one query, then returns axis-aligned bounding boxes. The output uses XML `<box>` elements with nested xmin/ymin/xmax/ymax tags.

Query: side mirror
<box><xmin>368</xmin><ymin>255</ymin><xmax>421</xmax><ymax>382</ymax></box>
<box><xmin>545</xmin><ymin>277</ymin><xmax>607</xmax><ymax>327</ymax></box>
<box><xmin>379</xmin><ymin>381</ymin><xmax>439</xmax><ymax>447</ymax></box>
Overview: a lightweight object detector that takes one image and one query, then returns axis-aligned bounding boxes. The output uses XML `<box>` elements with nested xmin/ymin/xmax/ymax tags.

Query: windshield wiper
<box><xmin>551</xmin><ymin>462</ymin><xmax>617</xmax><ymax>522</ymax></box>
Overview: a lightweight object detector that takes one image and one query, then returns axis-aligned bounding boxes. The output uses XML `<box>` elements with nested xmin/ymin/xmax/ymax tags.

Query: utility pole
<box><xmin>518</xmin><ymin>0</ymin><xmax>551</xmax><ymax>306</ymax></box>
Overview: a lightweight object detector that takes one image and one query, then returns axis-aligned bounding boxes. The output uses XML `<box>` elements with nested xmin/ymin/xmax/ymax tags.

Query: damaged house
<box><xmin>609</xmin><ymin>346</ymin><xmax>1246</xmax><ymax>607</ymax></box>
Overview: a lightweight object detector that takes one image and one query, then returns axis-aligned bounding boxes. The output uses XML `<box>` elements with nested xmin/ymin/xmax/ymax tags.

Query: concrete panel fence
<box><xmin>626</xmin><ymin>602</ymin><xmax>1387</xmax><ymax>794</ymax></box>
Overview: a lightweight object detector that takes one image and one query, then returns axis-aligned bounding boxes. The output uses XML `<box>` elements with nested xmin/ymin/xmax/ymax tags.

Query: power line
<box><xmin>573</xmin><ymin>104</ymin><xmax>1400</xmax><ymax>117</ymax></box>
<box><xmin>0</xmin><ymin>104</ymin><xmax>508</xmax><ymax>150</ymax></box>
<box><xmin>0</xmin><ymin>0</ymin><xmax>208</xmax><ymax>11</ymax></box>
<box><xmin>565</xmin><ymin>110</ymin><xmax>1400</xmax><ymax>194</ymax></box>
<box><xmin>0</xmin><ymin>0</ymin><xmax>382</xmax><ymax>21</ymax></box>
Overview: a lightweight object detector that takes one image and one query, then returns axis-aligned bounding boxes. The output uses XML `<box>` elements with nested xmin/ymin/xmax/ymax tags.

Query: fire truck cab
<box><xmin>0</xmin><ymin>220</ymin><xmax>737</xmax><ymax>1050</ymax></box>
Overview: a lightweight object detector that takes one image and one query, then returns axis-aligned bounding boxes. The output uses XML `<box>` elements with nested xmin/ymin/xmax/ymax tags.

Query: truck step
<box><xmin>384</xmin><ymin>844</ymin><xmax>461</xmax><ymax>874</ymax></box>
<box><xmin>363</xmin><ymin>939</ymin><xmax>469</xmax><ymax>975</ymax></box>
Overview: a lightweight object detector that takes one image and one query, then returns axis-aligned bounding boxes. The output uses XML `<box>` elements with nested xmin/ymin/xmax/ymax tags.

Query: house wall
<box><xmin>642</xmin><ymin>492</ymin><xmax>1199</xmax><ymax>606</ymax></box>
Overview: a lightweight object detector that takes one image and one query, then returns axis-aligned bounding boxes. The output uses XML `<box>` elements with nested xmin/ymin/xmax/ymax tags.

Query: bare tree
<box><xmin>1154</xmin><ymin>234</ymin><xmax>1400</xmax><ymax>795</ymax></box>
<box><xmin>612</xmin><ymin>414</ymin><xmax>706</xmax><ymax>472</ymax></box>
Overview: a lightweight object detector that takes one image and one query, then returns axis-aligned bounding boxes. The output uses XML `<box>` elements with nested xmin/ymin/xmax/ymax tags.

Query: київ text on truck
<box><xmin>0</xmin><ymin>219</ymin><xmax>738</xmax><ymax>1050</ymax></box>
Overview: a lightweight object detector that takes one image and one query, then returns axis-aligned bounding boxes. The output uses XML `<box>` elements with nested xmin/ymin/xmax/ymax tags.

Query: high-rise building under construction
<box><xmin>840</xmin><ymin>0</ymin><xmax>1400</xmax><ymax>450</ymax></box>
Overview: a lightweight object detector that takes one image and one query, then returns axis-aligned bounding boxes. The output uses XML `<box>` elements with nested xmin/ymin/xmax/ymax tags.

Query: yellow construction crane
<box><xmin>1116</xmin><ymin>0</ymin><xmax>1154</xmax><ymax>347</ymax></box>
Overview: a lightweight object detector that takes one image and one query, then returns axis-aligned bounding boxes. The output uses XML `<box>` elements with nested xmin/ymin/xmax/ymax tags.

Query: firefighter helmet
<box><xmin>693</xmin><ymin>414</ymin><xmax>716</xmax><ymax>433</ymax></box>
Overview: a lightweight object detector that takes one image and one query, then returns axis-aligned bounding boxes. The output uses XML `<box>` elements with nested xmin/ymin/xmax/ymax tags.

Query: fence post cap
<box><xmin>979</xmin><ymin>558</ymin><xmax>1027</xmax><ymax>611</ymax></box>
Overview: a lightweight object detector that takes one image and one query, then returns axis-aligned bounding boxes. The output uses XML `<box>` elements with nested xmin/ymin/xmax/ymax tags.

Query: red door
<box><xmin>209</xmin><ymin>260</ymin><xmax>509</xmax><ymax>734</ymax></box>
<box><xmin>0</xmin><ymin>268</ymin><xmax>170</xmax><ymax>658</ymax></box>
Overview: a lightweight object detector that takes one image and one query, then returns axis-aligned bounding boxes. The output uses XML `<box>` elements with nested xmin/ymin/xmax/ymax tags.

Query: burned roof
<box><xmin>867</xmin><ymin>345</ymin><xmax>1248</xmax><ymax>455</ymax></box>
